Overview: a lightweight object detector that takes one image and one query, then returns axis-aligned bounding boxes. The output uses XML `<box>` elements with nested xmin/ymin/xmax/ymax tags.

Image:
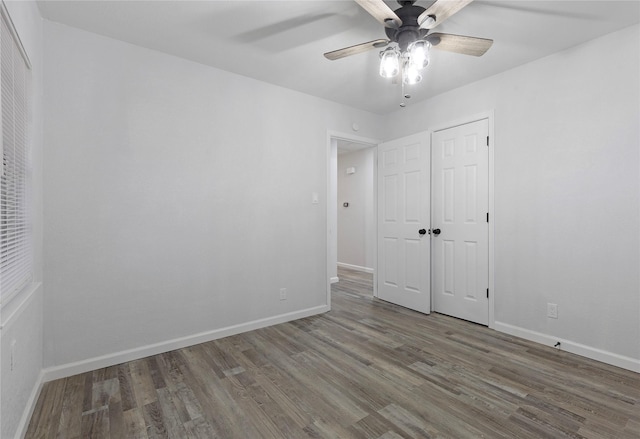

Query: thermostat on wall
<box><xmin>346</xmin><ymin>167</ymin><xmax>356</xmax><ymax>175</ymax></box>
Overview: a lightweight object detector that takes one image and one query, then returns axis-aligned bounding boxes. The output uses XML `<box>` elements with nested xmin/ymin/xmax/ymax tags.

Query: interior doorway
<box><xmin>327</xmin><ymin>133</ymin><xmax>378</xmax><ymax>305</ymax></box>
<box><xmin>337</xmin><ymin>144</ymin><xmax>376</xmax><ymax>274</ymax></box>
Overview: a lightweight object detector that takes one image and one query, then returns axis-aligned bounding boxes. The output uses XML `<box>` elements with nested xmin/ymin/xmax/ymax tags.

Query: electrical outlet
<box><xmin>547</xmin><ymin>303</ymin><xmax>558</xmax><ymax>319</ymax></box>
<box><xmin>280</xmin><ymin>288</ymin><xmax>287</xmax><ymax>301</ymax></box>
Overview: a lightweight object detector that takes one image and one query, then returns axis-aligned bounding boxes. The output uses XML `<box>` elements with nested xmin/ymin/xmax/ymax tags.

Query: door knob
<box><xmin>432</xmin><ymin>228</ymin><xmax>441</xmax><ymax>236</ymax></box>
<box><xmin>418</xmin><ymin>229</ymin><xmax>427</xmax><ymax>235</ymax></box>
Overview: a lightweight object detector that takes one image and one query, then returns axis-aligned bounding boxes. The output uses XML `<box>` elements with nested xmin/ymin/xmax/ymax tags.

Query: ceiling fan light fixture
<box><xmin>325</xmin><ymin>0</ymin><xmax>493</xmax><ymax>107</ymax></box>
<box><xmin>379</xmin><ymin>46</ymin><xmax>400</xmax><ymax>78</ymax></box>
<box><xmin>403</xmin><ymin>61</ymin><xmax>422</xmax><ymax>85</ymax></box>
<box><xmin>408</xmin><ymin>40</ymin><xmax>431</xmax><ymax>70</ymax></box>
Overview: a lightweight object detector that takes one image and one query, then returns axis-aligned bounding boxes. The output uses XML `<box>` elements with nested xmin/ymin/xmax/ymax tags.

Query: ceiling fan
<box><xmin>324</xmin><ymin>0</ymin><xmax>493</xmax><ymax>87</ymax></box>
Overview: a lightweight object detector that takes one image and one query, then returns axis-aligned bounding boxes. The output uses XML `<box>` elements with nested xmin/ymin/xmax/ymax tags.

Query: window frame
<box><xmin>0</xmin><ymin>1</ymin><xmax>33</xmax><ymax>308</ymax></box>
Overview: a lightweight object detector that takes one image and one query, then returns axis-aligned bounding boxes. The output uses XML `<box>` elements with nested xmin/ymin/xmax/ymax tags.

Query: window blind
<box><xmin>0</xmin><ymin>5</ymin><xmax>32</xmax><ymax>307</ymax></box>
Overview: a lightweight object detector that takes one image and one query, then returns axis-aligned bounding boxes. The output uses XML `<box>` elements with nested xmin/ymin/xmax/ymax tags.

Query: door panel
<box><xmin>383</xmin><ymin>238</ymin><xmax>398</xmax><ymax>286</ymax></box>
<box><xmin>377</xmin><ymin>132</ymin><xmax>430</xmax><ymax>314</ymax></box>
<box><xmin>432</xmin><ymin>119</ymin><xmax>489</xmax><ymax>325</ymax></box>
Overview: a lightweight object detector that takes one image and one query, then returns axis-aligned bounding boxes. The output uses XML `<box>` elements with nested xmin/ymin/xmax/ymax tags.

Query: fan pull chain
<box><xmin>399</xmin><ymin>68</ymin><xmax>410</xmax><ymax>108</ymax></box>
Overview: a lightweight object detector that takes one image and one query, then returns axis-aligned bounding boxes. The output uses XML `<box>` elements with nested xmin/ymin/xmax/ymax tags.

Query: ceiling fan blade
<box><xmin>324</xmin><ymin>39</ymin><xmax>389</xmax><ymax>60</ymax></box>
<box><xmin>418</xmin><ymin>0</ymin><xmax>474</xmax><ymax>29</ymax></box>
<box><xmin>354</xmin><ymin>0</ymin><xmax>402</xmax><ymax>29</ymax></box>
<box><xmin>426</xmin><ymin>32</ymin><xmax>493</xmax><ymax>56</ymax></box>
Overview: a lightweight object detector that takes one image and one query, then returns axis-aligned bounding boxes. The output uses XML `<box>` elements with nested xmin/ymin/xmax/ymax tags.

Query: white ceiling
<box><xmin>37</xmin><ymin>0</ymin><xmax>640</xmax><ymax>115</ymax></box>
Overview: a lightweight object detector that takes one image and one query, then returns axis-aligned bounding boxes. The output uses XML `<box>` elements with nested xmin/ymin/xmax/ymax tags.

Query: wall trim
<box><xmin>14</xmin><ymin>369</ymin><xmax>45</xmax><ymax>439</ymax></box>
<box><xmin>494</xmin><ymin>321</ymin><xmax>640</xmax><ymax>373</ymax></box>
<box><xmin>0</xmin><ymin>1</ymin><xmax>31</xmax><ymax>69</ymax></box>
<box><xmin>41</xmin><ymin>305</ymin><xmax>329</xmax><ymax>383</ymax></box>
<box><xmin>337</xmin><ymin>262</ymin><xmax>374</xmax><ymax>274</ymax></box>
<box><xmin>0</xmin><ymin>282</ymin><xmax>42</xmax><ymax>330</ymax></box>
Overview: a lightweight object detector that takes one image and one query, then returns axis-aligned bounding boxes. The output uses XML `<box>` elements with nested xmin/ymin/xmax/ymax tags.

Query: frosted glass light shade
<box><xmin>403</xmin><ymin>62</ymin><xmax>422</xmax><ymax>85</ymax></box>
<box><xmin>409</xmin><ymin>40</ymin><xmax>431</xmax><ymax>70</ymax></box>
<box><xmin>379</xmin><ymin>47</ymin><xmax>400</xmax><ymax>78</ymax></box>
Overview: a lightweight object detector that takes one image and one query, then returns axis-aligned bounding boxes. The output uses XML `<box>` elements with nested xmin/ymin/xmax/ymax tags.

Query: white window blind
<box><xmin>0</xmin><ymin>4</ymin><xmax>32</xmax><ymax>307</ymax></box>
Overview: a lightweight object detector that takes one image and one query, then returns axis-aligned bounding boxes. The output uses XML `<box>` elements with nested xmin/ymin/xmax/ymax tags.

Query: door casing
<box><xmin>326</xmin><ymin>131</ymin><xmax>379</xmax><ymax>309</ymax></box>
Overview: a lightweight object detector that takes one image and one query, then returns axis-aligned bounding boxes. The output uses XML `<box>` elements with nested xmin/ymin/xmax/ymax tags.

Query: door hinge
<box><xmin>486</xmin><ymin>136</ymin><xmax>489</xmax><ymax>146</ymax></box>
<box><xmin>486</xmin><ymin>212</ymin><xmax>489</xmax><ymax>223</ymax></box>
<box><xmin>487</xmin><ymin>288</ymin><xmax>489</xmax><ymax>298</ymax></box>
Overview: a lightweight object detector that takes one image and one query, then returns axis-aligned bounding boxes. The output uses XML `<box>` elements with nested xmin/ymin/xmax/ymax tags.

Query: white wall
<box><xmin>385</xmin><ymin>25</ymin><xmax>640</xmax><ymax>369</ymax></box>
<box><xmin>42</xmin><ymin>21</ymin><xmax>383</xmax><ymax>373</ymax></box>
<box><xmin>337</xmin><ymin>148</ymin><xmax>375</xmax><ymax>271</ymax></box>
<box><xmin>0</xmin><ymin>2</ymin><xmax>44</xmax><ymax>438</ymax></box>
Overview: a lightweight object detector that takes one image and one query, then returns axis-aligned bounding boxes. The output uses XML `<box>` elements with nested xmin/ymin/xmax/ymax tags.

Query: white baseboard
<box><xmin>337</xmin><ymin>262</ymin><xmax>374</xmax><ymax>273</ymax></box>
<box><xmin>494</xmin><ymin>321</ymin><xmax>640</xmax><ymax>373</ymax></box>
<box><xmin>15</xmin><ymin>370</ymin><xmax>46</xmax><ymax>439</ymax></box>
<box><xmin>330</xmin><ymin>277</ymin><xmax>339</xmax><ymax>284</ymax></box>
<box><xmin>41</xmin><ymin>304</ymin><xmax>329</xmax><ymax>383</ymax></box>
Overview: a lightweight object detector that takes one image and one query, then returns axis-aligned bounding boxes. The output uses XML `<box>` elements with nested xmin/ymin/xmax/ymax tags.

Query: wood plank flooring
<box><xmin>26</xmin><ymin>267</ymin><xmax>640</xmax><ymax>438</ymax></box>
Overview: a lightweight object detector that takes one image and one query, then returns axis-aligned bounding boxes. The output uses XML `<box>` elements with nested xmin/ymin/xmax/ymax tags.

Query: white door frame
<box><xmin>429</xmin><ymin>111</ymin><xmax>495</xmax><ymax>328</ymax></box>
<box><xmin>326</xmin><ymin>130</ymin><xmax>380</xmax><ymax>309</ymax></box>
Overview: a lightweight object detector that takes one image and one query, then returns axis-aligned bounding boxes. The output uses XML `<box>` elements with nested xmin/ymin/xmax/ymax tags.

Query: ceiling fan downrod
<box><xmin>384</xmin><ymin>2</ymin><xmax>428</xmax><ymax>52</ymax></box>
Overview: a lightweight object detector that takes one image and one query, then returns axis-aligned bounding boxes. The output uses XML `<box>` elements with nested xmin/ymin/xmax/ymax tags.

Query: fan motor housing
<box><xmin>385</xmin><ymin>4</ymin><xmax>429</xmax><ymax>52</ymax></box>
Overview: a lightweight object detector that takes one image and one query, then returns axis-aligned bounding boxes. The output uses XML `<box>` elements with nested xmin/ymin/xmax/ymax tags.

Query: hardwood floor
<box><xmin>26</xmin><ymin>267</ymin><xmax>639</xmax><ymax>438</ymax></box>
